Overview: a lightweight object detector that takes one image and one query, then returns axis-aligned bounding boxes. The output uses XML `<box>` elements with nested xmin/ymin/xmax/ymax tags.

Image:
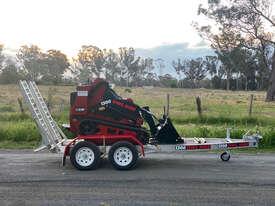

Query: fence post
<box><xmin>166</xmin><ymin>93</ymin><xmax>170</xmax><ymax>116</ymax></box>
<box><xmin>248</xmin><ymin>94</ymin><xmax>254</xmax><ymax>116</ymax></box>
<box><xmin>196</xmin><ymin>96</ymin><xmax>202</xmax><ymax>118</ymax></box>
<box><xmin>17</xmin><ymin>98</ymin><xmax>24</xmax><ymax>114</ymax></box>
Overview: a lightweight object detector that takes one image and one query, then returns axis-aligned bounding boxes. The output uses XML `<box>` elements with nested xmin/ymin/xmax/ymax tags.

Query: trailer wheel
<box><xmin>108</xmin><ymin>141</ymin><xmax>138</xmax><ymax>170</ymax></box>
<box><xmin>220</xmin><ymin>151</ymin><xmax>231</xmax><ymax>162</ymax></box>
<box><xmin>70</xmin><ymin>141</ymin><xmax>100</xmax><ymax>170</ymax></box>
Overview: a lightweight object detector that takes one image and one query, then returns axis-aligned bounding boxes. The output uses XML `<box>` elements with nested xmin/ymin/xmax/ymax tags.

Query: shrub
<box><xmin>0</xmin><ymin>113</ymin><xmax>31</xmax><ymax>121</ymax></box>
<box><xmin>0</xmin><ymin>121</ymin><xmax>40</xmax><ymax>142</ymax></box>
<box><xmin>0</xmin><ymin>105</ymin><xmax>15</xmax><ymax>112</ymax></box>
<box><xmin>124</xmin><ymin>88</ymin><xmax>132</xmax><ymax>93</ymax></box>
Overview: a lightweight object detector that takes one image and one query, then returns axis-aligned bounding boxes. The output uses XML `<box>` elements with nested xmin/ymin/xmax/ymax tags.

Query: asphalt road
<box><xmin>0</xmin><ymin>150</ymin><xmax>275</xmax><ymax>206</ymax></box>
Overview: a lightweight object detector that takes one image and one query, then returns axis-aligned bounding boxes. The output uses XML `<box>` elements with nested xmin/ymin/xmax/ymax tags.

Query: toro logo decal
<box><xmin>175</xmin><ymin>145</ymin><xmax>185</xmax><ymax>151</ymax></box>
<box><xmin>101</xmin><ymin>99</ymin><xmax>111</xmax><ymax>106</ymax></box>
<box><xmin>112</xmin><ymin>99</ymin><xmax>136</xmax><ymax>111</ymax></box>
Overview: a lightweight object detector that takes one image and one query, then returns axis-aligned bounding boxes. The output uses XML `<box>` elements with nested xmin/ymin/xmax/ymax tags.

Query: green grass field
<box><xmin>0</xmin><ymin>84</ymin><xmax>275</xmax><ymax>150</ymax></box>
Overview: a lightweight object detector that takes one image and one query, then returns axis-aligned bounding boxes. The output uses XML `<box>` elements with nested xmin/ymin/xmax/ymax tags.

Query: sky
<box><xmin>0</xmin><ymin>0</ymin><xmax>208</xmax><ymax>56</ymax></box>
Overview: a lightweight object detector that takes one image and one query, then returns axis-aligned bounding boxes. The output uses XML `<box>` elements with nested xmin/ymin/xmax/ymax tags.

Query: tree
<box><xmin>254</xmin><ymin>49</ymin><xmax>270</xmax><ymax>89</ymax></box>
<box><xmin>194</xmin><ymin>19</ymin><xmax>243</xmax><ymax>90</ymax></box>
<box><xmin>77</xmin><ymin>45</ymin><xmax>105</xmax><ymax>79</ymax></box>
<box><xmin>204</xmin><ymin>55</ymin><xmax>224</xmax><ymax>89</ymax></box>
<box><xmin>196</xmin><ymin>0</ymin><xmax>275</xmax><ymax>99</ymax></box>
<box><xmin>204</xmin><ymin>56</ymin><xmax>218</xmax><ymax>77</ymax></box>
<box><xmin>41</xmin><ymin>50</ymin><xmax>69</xmax><ymax>84</ymax></box>
<box><xmin>103</xmin><ymin>49</ymin><xmax>120</xmax><ymax>83</ymax></box>
<box><xmin>173</xmin><ymin>57</ymin><xmax>208</xmax><ymax>88</ymax></box>
<box><xmin>144</xmin><ymin>72</ymin><xmax>158</xmax><ymax>86</ymax></box>
<box><xmin>185</xmin><ymin>57</ymin><xmax>208</xmax><ymax>88</ymax></box>
<box><xmin>135</xmin><ymin>58</ymin><xmax>154</xmax><ymax>86</ymax></box>
<box><xmin>17</xmin><ymin>45</ymin><xmax>47</xmax><ymax>81</ymax></box>
<box><xmin>0</xmin><ymin>61</ymin><xmax>22</xmax><ymax>84</ymax></box>
<box><xmin>172</xmin><ymin>59</ymin><xmax>185</xmax><ymax>80</ymax></box>
<box><xmin>234</xmin><ymin>48</ymin><xmax>259</xmax><ymax>90</ymax></box>
<box><xmin>159</xmin><ymin>74</ymin><xmax>178</xmax><ymax>88</ymax></box>
<box><xmin>118</xmin><ymin>47</ymin><xmax>140</xmax><ymax>86</ymax></box>
<box><xmin>0</xmin><ymin>44</ymin><xmax>4</xmax><ymax>72</ymax></box>
<box><xmin>216</xmin><ymin>45</ymin><xmax>249</xmax><ymax>90</ymax></box>
<box><xmin>155</xmin><ymin>58</ymin><xmax>165</xmax><ymax>76</ymax></box>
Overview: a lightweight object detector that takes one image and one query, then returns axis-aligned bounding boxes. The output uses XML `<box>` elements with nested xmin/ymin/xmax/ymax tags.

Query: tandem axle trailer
<box><xmin>19</xmin><ymin>80</ymin><xmax>261</xmax><ymax>170</ymax></box>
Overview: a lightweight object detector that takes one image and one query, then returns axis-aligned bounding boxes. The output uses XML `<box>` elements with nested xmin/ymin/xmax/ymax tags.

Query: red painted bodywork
<box><xmin>70</xmin><ymin>79</ymin><xmax>143</xmax><ymax>134</ymax></box>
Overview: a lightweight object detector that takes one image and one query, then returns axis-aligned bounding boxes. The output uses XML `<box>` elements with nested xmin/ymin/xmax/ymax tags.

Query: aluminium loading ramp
<box><xmin>19</xmin><ymin>80</ymin><xmax>67</xmax><ymax>153</ymax></box>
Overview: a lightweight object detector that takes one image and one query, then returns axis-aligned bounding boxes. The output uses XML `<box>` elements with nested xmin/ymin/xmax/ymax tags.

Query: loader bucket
<box><xmin>141</xmin><ymin>107</ymin><xmax>183</xmax><ymax>144</ymax></box>
<box><xmin>155</xmin><ymin>117</ymin><xmax>184</xmax><ymax>144</ymax></box>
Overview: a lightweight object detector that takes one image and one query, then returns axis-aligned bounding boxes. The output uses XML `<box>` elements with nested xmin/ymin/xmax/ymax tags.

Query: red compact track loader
<box><xmin>69</xmin><ymin>78</ymin><xmax>183</xmax><ymax>145</ymax></box>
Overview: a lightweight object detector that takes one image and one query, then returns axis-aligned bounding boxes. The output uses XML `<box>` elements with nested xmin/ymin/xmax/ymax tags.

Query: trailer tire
<box><xmin>70</xmin><ymin>141</ymin><xmax>100</xmax><ymax>170</ymax></box>
<box><xmin>220</xmin><ymin>151</ymin><xmax>230</xmax><ymax>162</ymax></box>
<box><xmin>108</xmin><ymin>141</ymin><xmax>138</xmax><ymax>170</ymax></box>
